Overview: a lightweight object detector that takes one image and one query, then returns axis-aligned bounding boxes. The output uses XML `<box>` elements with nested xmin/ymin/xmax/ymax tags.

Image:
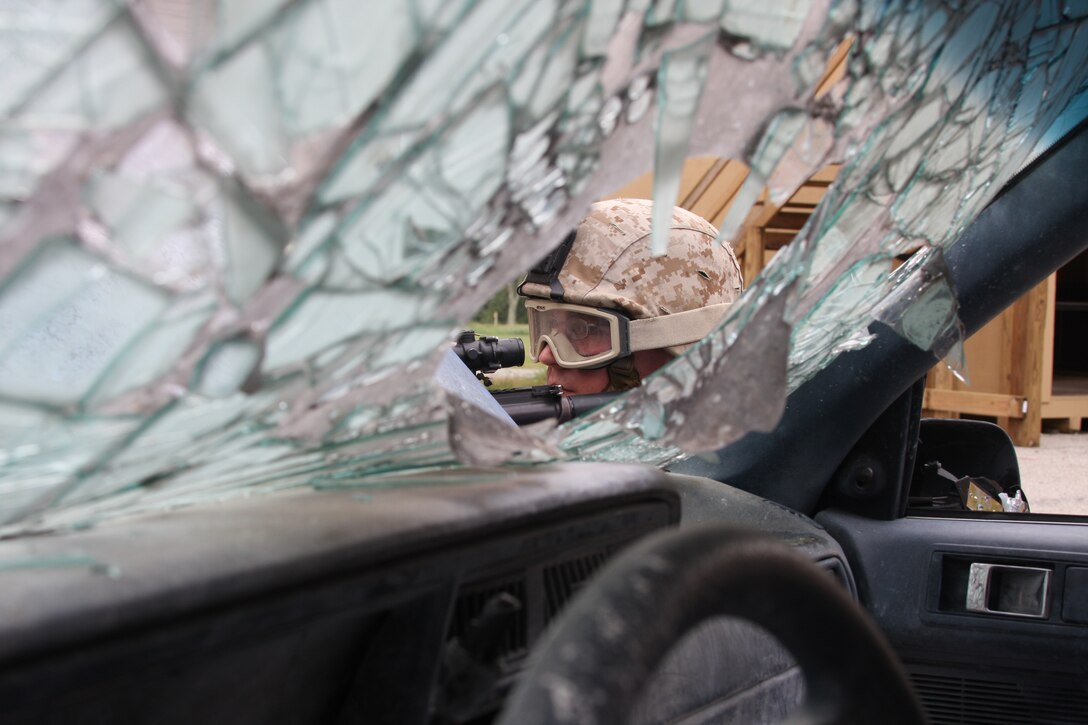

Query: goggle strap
<box><xmin>627</xmin><ymin>302</ymin><xmax>732</xmax><ymax>351</ymax></box>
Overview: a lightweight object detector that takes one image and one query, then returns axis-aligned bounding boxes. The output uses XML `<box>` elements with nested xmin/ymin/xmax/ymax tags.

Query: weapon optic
<box><xmin>452</xmin><ymin>330</ymin><xmax>524</xmax><ymax>385</ymax></box>
<box><xmin>453</xmin><ymin>330</ymin><xmax>618</xmax><ymax>424</ymax></box>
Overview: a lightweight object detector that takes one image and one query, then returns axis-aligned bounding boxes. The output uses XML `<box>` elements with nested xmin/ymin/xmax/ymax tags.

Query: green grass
<box><xmin>464</xmin><ymin>323</ymin><xmax>546</xmax><ymax>390</ymax></box>
<box><xmin>469</xmin><ymin>323</ymin><xmax>530</xmax><ymax>338</ymax></box>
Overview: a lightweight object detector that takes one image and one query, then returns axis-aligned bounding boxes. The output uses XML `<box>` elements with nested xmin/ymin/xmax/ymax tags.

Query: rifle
<box><xmin>453</xmin><ymin>330</ymin><xmax>618</xmax><ymax>425</ymax></box>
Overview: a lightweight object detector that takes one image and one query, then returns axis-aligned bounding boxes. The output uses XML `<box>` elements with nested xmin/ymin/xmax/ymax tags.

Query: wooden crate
<box><xmin>734</xmin><ymin>165</ymin><xmax>840</xmax><ymax>282</ymax></box>
<box><xmin>607</xmin><ymin>157</ymin><xmax>840</xmax><ymax>283</ymax></box>
<box><xmin>608</xmin><ymin>156</ymin><xmax>751</xmax><ymax>226</ymax></box>
<box><xmin>923</xmin><ymin>255</ymin><xmax>1088</xmax><ymax>446</ymax></box>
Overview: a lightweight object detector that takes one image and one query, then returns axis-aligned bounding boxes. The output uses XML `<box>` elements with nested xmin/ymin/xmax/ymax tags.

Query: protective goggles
<box><xmin>525</xmin><ymin>299</ymin><xmax>732</xmax><ymax>369</ymax></box>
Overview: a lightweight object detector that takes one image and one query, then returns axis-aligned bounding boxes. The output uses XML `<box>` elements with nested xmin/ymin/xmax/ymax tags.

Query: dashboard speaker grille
<box><xmin>909</xmin><ymin>670</ymin><xmax>1088</xmax><ymax>724</ymax></box>
<box><xmin>543</xmin><ymin>546</ymin><xmax>616</xmax><ymax>622</ymax></box>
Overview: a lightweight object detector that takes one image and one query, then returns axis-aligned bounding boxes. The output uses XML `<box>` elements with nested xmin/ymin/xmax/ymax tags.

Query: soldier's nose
<box><xmin>538</xmin><ymin>344</ymin><xmax>557</xmax><ymax>365</ymax></box>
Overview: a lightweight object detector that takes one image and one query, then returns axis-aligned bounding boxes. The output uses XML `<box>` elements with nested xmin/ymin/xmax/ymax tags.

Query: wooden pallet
<box><xmin>923</xmin><ymin>273</ymin><xmax>1088</xmax><ymax>446</ymax></box>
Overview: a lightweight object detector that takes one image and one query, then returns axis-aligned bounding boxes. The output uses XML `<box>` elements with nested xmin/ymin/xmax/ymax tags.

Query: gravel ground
<box><xmin>1016</xmin><ymin>432</ymin><xmax>1088</xmax><ymax>515</ymax></box>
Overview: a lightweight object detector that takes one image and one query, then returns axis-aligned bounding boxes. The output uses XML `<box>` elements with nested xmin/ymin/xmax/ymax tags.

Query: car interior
<box><xmin>1</xmin><ymin>117</ymin><xmax>1086</xmax><ymax>724</ymax></box>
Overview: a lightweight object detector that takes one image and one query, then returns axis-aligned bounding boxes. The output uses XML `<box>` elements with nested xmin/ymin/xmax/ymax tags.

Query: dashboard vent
<box><xmin>543</xmin><ymin>546</ymin><xmax>617</xmax><ymax>622</ymax></box>
<box><xmin>910</xmin><ymin>670</ymin><xmax>1088</xmax><ymax>724</ymax></box>
<box><xmin>449</xmin><ymin>576</ymin><xmax>528</xmax><ymax>663</ymax></box>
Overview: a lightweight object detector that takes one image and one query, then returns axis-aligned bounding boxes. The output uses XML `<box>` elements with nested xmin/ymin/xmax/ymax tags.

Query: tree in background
<box><xmin>473</xmin><ymin>283</ymin><xmax>527</xmax><ymax>325</ymax></box>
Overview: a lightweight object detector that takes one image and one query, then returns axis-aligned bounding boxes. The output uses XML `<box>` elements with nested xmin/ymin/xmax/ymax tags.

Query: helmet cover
<box><xmin>519</xmin><ymin>198</ymin><xmax>743</xmax><ymax>355</ymax></box>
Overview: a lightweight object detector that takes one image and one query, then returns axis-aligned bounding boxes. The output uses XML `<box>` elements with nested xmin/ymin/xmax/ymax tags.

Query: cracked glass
<box><xmin>1</xmin><ymin>0</ymin><xmax>1087</xmax><ymax>535</ymax></box>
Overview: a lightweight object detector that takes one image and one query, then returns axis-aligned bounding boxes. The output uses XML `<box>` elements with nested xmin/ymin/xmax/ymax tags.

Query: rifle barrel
<box><xmin>494</xmin><ymin>386</ymin><xmax>619</xmax><ymax>425</ymax></box>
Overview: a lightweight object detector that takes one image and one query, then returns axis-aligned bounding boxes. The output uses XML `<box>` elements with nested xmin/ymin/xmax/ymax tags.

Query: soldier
<box><xmin>518</xmin><ymin>198</ymin><xmax>744</xmax><ymax>395</ymax></box>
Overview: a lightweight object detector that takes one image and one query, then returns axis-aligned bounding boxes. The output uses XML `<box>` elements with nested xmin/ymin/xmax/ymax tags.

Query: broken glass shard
<box><xmin>196</xmin><ymin>337</ymin><xmax>263</xmax><ymax>397</ymax></box>
<box><xmin>719</xmin><ymin>0</ymin><xmax>809</xmax><ymax>53</ymax></box>
<box><xmin>0</xmin><ymin>241</ymin><xmax>169</xmax><ymax>406</ymax></box>
<box><xmin>0</xmin><ymin>1</ymin><xmax>1086</xmax><ymax>535</ymax></box>
<box><xmin>874</xmin><ymin>248</ymin><xmax>966</xmax><ymax>369</ymax></box>
<box><xmin>26</xmin><ymin>19</ymin><xmax>168</xmax><ymax>131</ymax></box>
<box><xmin>652</xmin><ymin>32</ymin><xmax>715</xmax><ymax>255</ymax></box>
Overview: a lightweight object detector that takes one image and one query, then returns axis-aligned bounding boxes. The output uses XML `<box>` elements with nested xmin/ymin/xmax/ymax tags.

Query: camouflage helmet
<box><xmin>518</xmin><ymin>198</ymin><xmax>743</xmax><ymax>356</ymax></box>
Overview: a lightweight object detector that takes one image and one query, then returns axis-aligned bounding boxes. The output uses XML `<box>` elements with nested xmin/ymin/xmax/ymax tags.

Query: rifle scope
<box><xmin>453</xmin><ymin>330</ymin><xmax>525</xmax><ymax>373</ymax></box>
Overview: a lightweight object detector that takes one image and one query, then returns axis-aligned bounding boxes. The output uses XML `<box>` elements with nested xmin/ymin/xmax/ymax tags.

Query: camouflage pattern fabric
<box><xmin>520</xmin><ymin>199</ymin><xmax>743</xmax><ymax>326</ymax></box>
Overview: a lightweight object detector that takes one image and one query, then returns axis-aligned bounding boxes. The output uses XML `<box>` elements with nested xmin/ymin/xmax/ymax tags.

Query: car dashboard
<box><xmin>0</xmin><ymin>463</ymin><xmax>854</xmax><ymax>724</ymax></box>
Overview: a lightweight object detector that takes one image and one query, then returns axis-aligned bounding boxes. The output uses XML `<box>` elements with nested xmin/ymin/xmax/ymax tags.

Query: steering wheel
<box><xmin>497</xmin><ymin>524</ymin><xmax>925</xmax><ymax>724</ymax></box>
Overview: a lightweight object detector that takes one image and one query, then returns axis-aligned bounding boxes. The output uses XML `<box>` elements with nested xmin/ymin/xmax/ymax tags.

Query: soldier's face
<box><xmin>538</xmin><ymin>342</ymin><xmax>610</xmax><ymax>394</ymax></box>
<box><xmin>538</xmin><ymin>343</ymin><xmax>673</xmax><ymax>395</ymax></box>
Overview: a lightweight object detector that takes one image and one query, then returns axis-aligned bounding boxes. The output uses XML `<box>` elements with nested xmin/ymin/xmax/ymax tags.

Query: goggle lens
<box><xmin>552</xmin><ymin>313</ymin><xmax>610</xmax><ymax>351</ymax></box>
<box><xmin>525</xmin><ymin>302</ymin><xmax>623</xmax><ymax>368</ymax></box>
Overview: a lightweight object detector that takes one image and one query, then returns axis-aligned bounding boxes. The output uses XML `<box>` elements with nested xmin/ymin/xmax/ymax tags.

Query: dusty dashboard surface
<box><xmin>0</xmin><ymin>2</ymin><xmax>1086</xmax><ymax>537</ymax></box>
<box><xmin>0</xmin><ymin>463</ymin><xmax>677</xmax><ymax>722</ymax></box>
<box><xmin>0</xmin><ymin>461</ymin><xmax>859</xmax><ymax>723</ymax></box>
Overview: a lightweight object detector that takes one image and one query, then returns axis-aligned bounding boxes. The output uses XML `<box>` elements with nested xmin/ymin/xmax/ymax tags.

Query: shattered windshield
<box><xmin>1</xmin><ymin>0</ymin><xmax>1087</xmax><ymax>535</ymax></box>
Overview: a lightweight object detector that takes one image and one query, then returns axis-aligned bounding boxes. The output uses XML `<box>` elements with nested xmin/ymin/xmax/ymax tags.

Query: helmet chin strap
<box><xmin>603</xmin><ymin>356</ymin><xmax>641</xmax><ymax>392</ymax></box>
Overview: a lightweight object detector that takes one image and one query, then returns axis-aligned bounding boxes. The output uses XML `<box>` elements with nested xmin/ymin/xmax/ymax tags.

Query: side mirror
<box><xmin>909</xmin><ymin>419</ymin><xmax>1026</xmax><ymax>512</ymax></box>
